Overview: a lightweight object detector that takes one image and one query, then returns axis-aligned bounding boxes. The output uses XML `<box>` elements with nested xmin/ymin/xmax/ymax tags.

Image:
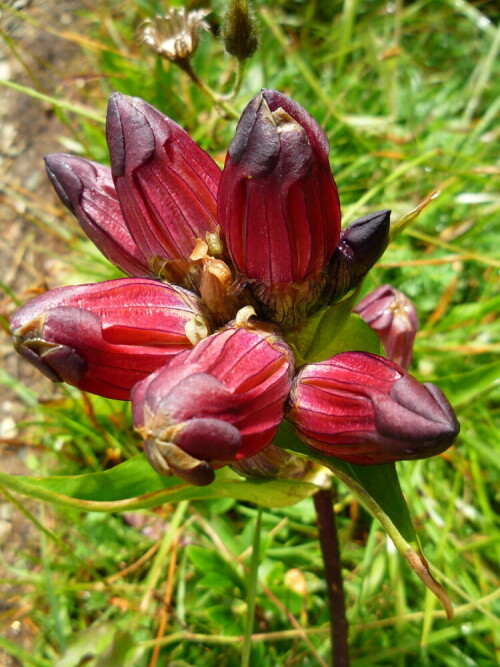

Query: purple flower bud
<box><xmin>106</xmin><ymin>93</ymin><xmax>221</xmax><ymax>288</ymax></box>
<box><xmin>45</xmin><ymin>154</ymin><xmax>151</xmax><ymax>278</ymax></box>
<box><xmin>354</xmin><ymin>285</ymin><xmax>418</xmax><ymax>369</ymax></box>
<box><xmin>218</xmin><ymin>89</ymin><xmax>341</xmax><ymax>326</ymax></box>
<box><xmin>11</xmin><ymin>279</ymin><xmax>210</xmax><ymax>400</ymax></box>
<box><xmin>132</xmin><ymin>324</ymin><xmax>294</xmax><ymax>484</ymax></box>
<box><xmin>288</xmin><ymin>351</ymin><xmax>459</xmax><ymax>464</ymax></box>
<box><xmin>324</xmin><ymin>210</ymin><xmax>390</xmax><ymax>303</ymax></box>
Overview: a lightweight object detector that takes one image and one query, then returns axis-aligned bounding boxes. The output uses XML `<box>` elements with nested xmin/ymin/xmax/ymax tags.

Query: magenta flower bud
<box><xmin>132</xmin><ymin>323</ymin><xmax>294</xmax><ymax>485</ymax></box>
<box><xmin>324</xmin><ymin>210</ymin><xmax>390</xmax><ymax>303</ymax></box>
<box><xmin>45</xmin><ymin>154</ymin><xmax>151</xmax><ymax>278</ymax></box>
<box><xmin>106</xmin><ymin>93</ymin><xmax>221</xmax><ymax>287</ymax></box>
<box><xmin>218</xmin><ymin>89</ymin><xmax>341</xmax><ymax>326</ymax></box>
<box><xmin>354</xmin><ymin>285</ymin><xmax>418</xmax><ymax>370</ymax></box>
<box><xmin>11</xmin><ymin>278</ymin><xmax>211</xmax><ymax>400</ymax></box>
<box><xmin>288</xmin><ymin>351</ymin><xmax>459</xmax><ymax>465</ymax></box>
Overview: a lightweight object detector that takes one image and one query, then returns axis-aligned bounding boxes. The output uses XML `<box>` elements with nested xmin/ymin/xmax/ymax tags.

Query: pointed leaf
<box><xmin>0</xmin><ymin>454</ymin><xmax>319</xmax><ymax>512</ymax></box>
<box><xmin>389</xmin><ymin>190</ymin><xmax>440</xmax><ymax>240</ymax></box>
<box><xmin>274</xmin><ymin>420</ymin><xmax>454</xmax><ymax>618</ymax></box>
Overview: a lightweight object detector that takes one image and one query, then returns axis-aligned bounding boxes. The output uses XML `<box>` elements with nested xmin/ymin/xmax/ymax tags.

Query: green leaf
<box><xmin>274</xmin><ymin>421</ymin><xmax>454</xmax><ymax>619</ymax></box>
<box><xmin>94</xmin><ymin>630</ymin><xmax>138</xmax><ymax>667</ymax></box>
<box><xmin>287</xmin><ymin>307</ymin><xmax>383</xmax><ymax>365</ymax></box>
<box><xmin>187</xmin><ymin>545</ymin><xmax>242</xmax><ymax>589</ymax></box>
<box><xmin>55</xmin><ymin>622</ymin><xmax>118</xmax><ymax>667</ymax></box>
<box><xmin>305</xmin><ymin>311</ymin><xmax>383</xmax><ymax>363</ymax></box>
<box><xmin>0</xmin><ymin>453</ymin><xmax>319</xmax><ymax>512</ymax></box>
<box><xmin>389</xmin><ymin>189</ymin><xmax>441</xmax><ymax>240</ymax></box>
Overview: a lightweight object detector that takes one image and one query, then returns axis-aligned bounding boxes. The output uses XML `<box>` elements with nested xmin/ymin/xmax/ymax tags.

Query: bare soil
<box><xmin>0</xmin><ymin>1</ymin><xmax>84</xmax><ymax>662</ymax></box>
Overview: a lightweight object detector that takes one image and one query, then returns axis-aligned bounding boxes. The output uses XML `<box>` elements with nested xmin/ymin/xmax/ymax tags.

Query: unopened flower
<box><xmin>11</xmin><ymin>90</ymin><xmax>460</xmax><ymax>483</ymax></box>
<box><xmin>218</xmin><ymin>89</ymin><xmax>342</xmax><ymax>326</ymax></box>
<box><xmin>11</xmin><ymin>279</ymin><xmax>210</xmax><ymax>400</ymax></box>
<box><xmin>106</xmin><ymin>93</ymin><xmax>221</xmax><ymax>291</ymax></box>
<box><xmin>45</xmin><ymin>154</ymin><xmax>151</xmax><ymax>278</ymax></box>
<box><xmin>288</xmin><ymin>351</ymin><xmax>459</xmax><ymax>465</ymax></box>
<box><xmin>323</xmin><ymin>210</ymin><xmax>391</xmax><ymax>303</ymax></box>
<box><xmin>222</xmin><ymin>0</ymin><xmax>258</xmax><ymax>61</ymax></box>
<box><xmin>141</xmin><ymin>8</ymin><xmax>210</xmax><ymax>62</ymax></box>
<box><xmin>132</xmin><ymin>320</ymin><xmax>294</xmax><ymax>485</ymax></box>
<box><xmin>231</xmin><ymin>443</ymin><xmax>322</xmax><ymax>481</ymax></box>
<box><xmin>354</xmin><ymin>285</ymin><xmax>418</xmax><ymax>369</ymax></box>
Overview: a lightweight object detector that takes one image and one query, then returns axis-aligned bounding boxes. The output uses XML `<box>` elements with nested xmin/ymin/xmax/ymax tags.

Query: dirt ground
<box><xmin>0</xmin><ymin>1</ymin><xmax>84</xmax><ymax>662</ymax></box>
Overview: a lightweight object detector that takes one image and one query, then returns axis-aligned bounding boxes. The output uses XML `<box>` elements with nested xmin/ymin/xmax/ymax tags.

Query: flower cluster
<box><xmin>11</xmin><ymin>90</ymin><xmax>459</xmax><ymax>484</ymax></box>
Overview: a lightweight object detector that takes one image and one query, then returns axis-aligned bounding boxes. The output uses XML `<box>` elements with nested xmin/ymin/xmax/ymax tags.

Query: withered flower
<box><xmin>141</xmin><ymin>8</ymin><xmax>210</xmax><ymax>63</ymax></box>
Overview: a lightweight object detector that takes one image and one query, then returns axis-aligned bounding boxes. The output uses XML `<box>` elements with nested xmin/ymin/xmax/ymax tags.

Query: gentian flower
<box><xmin>11</xmin><ymin>279</ymin><xmax>211</xmax><ymax>400</ymax></box>
<box><xmin>288</xmin><ymin>352</ymin><xmax>459</xmax><ymax>465</ymax></box>
<box><xmin>218</xmin><ymin>89</ymin><xmax>342</xmax><ymax>326</ymax></box>
<box><xmin>11</xmin><ymin>90</ymin><xmax>460</xmax><ymax>483</ymax></box>
<box><xmin>132</xmin><ymin>313</ymin><xmax>294</xmax><ymax>485</ymax></box>
<box><xmin>354</xmin><ymin>284</ymin><xmax>418</xmax><ymax>370</ymax></box>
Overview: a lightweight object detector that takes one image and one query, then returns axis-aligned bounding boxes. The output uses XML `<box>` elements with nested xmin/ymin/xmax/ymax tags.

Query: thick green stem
<box><xmin>241</xmin><ymin>506</ymin><xmax>262</xmax><ymax>667</ymax></box>
<box><xmin>314</xmin><ymin>488</ymin><xmax>349</xmax><ymax>667</ymax></box>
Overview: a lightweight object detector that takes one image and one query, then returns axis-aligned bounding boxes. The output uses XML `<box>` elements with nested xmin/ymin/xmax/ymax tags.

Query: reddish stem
<box><xmin>313</xmin><ymin>488</ymin><xmax>350</xmax><ymax>667</ymax></box>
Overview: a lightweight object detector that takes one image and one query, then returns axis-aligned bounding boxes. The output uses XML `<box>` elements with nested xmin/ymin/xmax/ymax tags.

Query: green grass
<box><xmin>1</xmin><ymin>0</ymin><xmax>499</xmax><ymax>665</ymax></box>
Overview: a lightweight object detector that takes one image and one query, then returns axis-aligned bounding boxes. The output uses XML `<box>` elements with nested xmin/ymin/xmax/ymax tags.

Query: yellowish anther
<box><xmin>272</xmin><ymin>107</ymin><xmax>296</xmax><ymax>129</ymax></box>
<box><xmin>207</xmin><ymin>258</ymin><xmax>232</xmax><ymax>287</ymax></box>
<box><xmin>190</xmin><ymin>238</ymin><xmax>209</xmax><ymax>262</ymax></box>
<box><xmin>235</xmin><ymin>305</ymin><xmax>257</xmax><ymax>328</ymax></box>
<box><xmin>190</xmin><ymin>237</ymin><xmax>239</xmax><ymax>325</ymax></box>
<box><xmin>185</xmin><ymin>314</ymin><xmax>210</xmax><ymax>345</ymax></box>
<box><xmin>391</xmin><ymin>294</ymin><xmax>413</xmax><ymax>327</ymax></box>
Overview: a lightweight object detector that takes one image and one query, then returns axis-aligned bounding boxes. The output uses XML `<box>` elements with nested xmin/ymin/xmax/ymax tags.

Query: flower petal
<box><xmin>106</xmin><ymin>93</ymin><xmax>221</xmax><ymax>286</ymax></box>
<box><xmin>11</xmin><ymin>278</ymin><xmax>211</xmax><ymax>400</ymax></box>
<box><xmin>45</xmin><ymin>154</ymin><xmax>151</xmax><ymax>277</ymax></box>
<box><xmin>288</xmin><ymin>351</ymin><xmax>459</xmax><ymax>464</ymax></box>
<box><xmin>132</xmin><ymin>324</ymin><xmax>294</xmax><ymax>483</ymax></box>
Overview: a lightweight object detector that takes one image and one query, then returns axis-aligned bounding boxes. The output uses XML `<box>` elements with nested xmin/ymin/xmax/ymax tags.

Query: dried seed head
<box><xmin>141</xmin><ymin>8</ymin><xmax>210</xmax><ymax>62</ymax></box>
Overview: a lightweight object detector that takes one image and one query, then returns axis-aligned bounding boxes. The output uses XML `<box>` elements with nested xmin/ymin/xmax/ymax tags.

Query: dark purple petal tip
<box><xmin>106</xmin><ymin>93</ymin><xmax>157</xmax><ymax>177</ymax></box>
<box><xmin>44</xmin><ymin>154</ymin><xmax>83</xmax><ymax>213</ymax></box>
<box><xmin>288</xmin><ymin>351</ymin><xmax>460</xmax><ymax>465</ymax></box>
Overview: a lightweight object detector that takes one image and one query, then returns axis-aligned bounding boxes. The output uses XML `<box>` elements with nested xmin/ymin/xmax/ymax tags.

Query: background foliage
<box><xmin>0</xmin><ymin>0</ymin><xmax>499</xmax><ymax>665</ymax></box>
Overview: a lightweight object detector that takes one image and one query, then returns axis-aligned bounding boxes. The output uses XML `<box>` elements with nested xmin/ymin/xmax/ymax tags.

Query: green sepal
<box><xmin>287</xmin><ymin>303</ymin><xmax>383</xmax><ymax>364</ymax></box>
